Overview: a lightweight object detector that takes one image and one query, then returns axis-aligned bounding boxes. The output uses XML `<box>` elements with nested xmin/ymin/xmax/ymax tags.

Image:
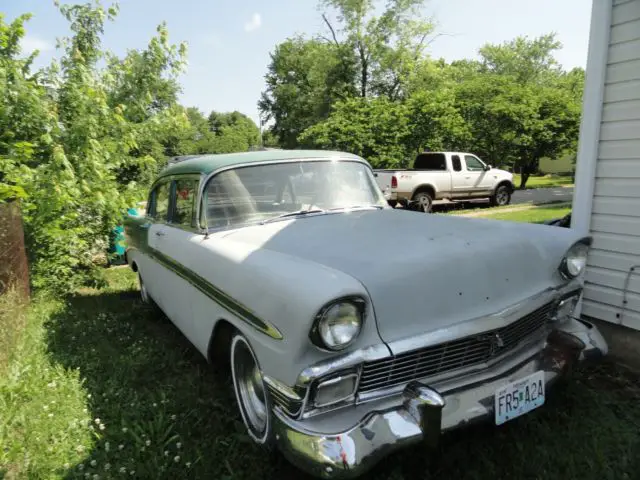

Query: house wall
<box><xmin>574</xmin><ymin>0</ymin><xmax>640</xmax><ymax>331</ymax></box>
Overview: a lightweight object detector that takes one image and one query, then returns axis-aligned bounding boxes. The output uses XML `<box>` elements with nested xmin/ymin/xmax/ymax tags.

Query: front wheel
<box><xmin>412</xmin><ymin>191</ymin><xmax>434</xmax><ymax>213</ymax></box>
<box><xmin>491</xmin><ymin>185</ymin><xmax>512</xmax><ymax>207</ymax></box>
<box><xmin>231</xmin><ymin>334</ymin><xmax>272</xmax><ymax>445</ymax></box>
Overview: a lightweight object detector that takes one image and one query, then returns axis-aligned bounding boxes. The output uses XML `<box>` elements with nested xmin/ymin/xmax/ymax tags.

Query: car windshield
<box><xmin>201</xmin><ymin>160</ymin><xmax>387</xmax><ymax>229</ymax></box>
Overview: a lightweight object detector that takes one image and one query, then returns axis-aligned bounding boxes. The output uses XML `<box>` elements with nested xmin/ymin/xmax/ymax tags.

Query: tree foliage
<box><xmin>0</xmin><ymin>3</ymin><xmax>191</xmax><ymax>292</ymax></box>
<box><xmin>261</xmin><ymin>14</ymin><xmax>584</xmax><ymax>188</ymax></box>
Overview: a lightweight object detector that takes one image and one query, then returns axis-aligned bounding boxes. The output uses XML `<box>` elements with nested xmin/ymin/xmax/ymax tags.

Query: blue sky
<box><xmin>6</xmin><ymin>0</ymin><xmax>593</xmax><ymax>125</ymax></box>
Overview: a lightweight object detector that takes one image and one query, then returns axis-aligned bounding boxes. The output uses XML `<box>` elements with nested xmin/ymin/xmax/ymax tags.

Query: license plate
<box><xmin>494</xmin><ymin>370</ymin><xmax>545</xmax><ymax>425</ymax></box>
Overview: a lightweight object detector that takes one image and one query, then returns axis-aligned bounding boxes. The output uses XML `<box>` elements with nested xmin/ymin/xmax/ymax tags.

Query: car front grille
<box><xmin>358</xmin><ymin>301</ymin><xmax>555</xmax><ymax>395</ymax></box>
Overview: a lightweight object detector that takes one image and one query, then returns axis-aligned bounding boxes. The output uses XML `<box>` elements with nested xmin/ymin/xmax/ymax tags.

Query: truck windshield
<box><xmin>201</xmin><ymin>160</ymin><xmax>387</xmax><ymax>229</ymax></box>
<box><xmin>414</xmin><ymin>153</ymin><xmax>447</xmax><ymax>170</ymax></box>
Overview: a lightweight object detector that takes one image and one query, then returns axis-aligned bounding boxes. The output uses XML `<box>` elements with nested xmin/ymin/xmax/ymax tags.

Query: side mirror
<box><xmin>484</xmin><ymin>164</ymin><xmax>491</xmax><ymax>171</ymax></box>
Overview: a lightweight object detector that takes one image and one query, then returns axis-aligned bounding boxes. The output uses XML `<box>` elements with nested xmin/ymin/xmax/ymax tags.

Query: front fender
<box><xmin>191</xmin><ymin>233</ymin><xmax>384</xmax><ymax>387</ymax></box>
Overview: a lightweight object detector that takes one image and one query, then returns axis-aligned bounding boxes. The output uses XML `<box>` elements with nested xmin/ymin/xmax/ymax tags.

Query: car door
<box><xmin>144</xmin><ymin>179</ymin><xmax>172</xmax><ymax>312</ymax></box>
<box><xmin>449</xmin><ymin>154</ymin><xmax>467</xmax><ymax>197</ymax></box>
<box><xmin>462</xmin><ymin>155</ymin><xmax>491</xmax><ymax>195</ymax></box>
<box><xmin>151</xmin><ymin>175</ymin><xmax>202</xmax><ymax>339</ymax></box>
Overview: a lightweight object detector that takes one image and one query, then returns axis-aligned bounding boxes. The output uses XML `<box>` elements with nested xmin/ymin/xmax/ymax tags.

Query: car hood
<box><xmin>221</xmin><ymin>209</ymin><xmax>580</xmax><ymax>351</ymax></box>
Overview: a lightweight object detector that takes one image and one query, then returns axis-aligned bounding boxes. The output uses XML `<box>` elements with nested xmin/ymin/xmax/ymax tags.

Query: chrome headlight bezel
<box><xmin>309</xmin><ymin>297</ymin><xmax>365</xmax><ymax>351</ymax></box>
<box><xmin>559</xmin><ymin>237</ymin><xmax>592</xmax><ymax>280</ymax></box>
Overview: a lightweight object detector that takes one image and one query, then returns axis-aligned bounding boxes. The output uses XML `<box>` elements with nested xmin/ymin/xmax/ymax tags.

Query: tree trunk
<box><xmin>358</xmin><ymin>43</ymin><xmax>367</xmax><ymax>98</ymax></box>
<box><xmin>519</xmin><ymin>160</ymin><xmax>537</xmax><ymax>189</ymax></box>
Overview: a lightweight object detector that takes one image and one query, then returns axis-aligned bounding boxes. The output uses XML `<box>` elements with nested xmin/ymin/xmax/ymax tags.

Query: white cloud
<box><xmin>244</xmin><ymin>13</ymin><xmax>262</xmax><ymax>32</ymax></box>
<box><xmin>20</xmin><ymin>35</ymin><xmax>54</xmax><ymax>54</ymax></box>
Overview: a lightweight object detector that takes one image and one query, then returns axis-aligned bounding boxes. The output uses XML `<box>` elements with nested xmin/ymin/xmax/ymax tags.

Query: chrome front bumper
<box><xmin>272</xmin><ymin>318</ymin><xmax>607</xmax><ymax>479</ymax></box>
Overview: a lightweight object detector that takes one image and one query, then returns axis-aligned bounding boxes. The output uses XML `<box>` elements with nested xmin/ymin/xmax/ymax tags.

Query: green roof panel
<box><xmin>159</xmin><ymin>150</ymin><xmax>365</xmax><ymax>177</ymax></box>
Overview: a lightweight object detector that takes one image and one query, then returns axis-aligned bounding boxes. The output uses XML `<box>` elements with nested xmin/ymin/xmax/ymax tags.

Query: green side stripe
<box><xmin>149</xmin><ymin>248</ymin><xmax>283</xmax><ymax>340</ymax></box>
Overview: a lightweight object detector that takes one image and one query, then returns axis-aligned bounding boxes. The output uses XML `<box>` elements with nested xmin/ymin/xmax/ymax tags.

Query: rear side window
<box><xmin>149</xmin><ymin>181</ymin><xmax>170</xmax><ymax>221</ymax></box>
<box><xmin>451</xmin><ymin>155</ymin><xmax>462</xmax><ymax>172</ymax></box>
<box><xmin>171</xmin><ymin>178</ymin><xmax>198</xmax><ymax>227</ymax></box>
<box><xmin>414</xmin><ymin>153</ymin><xmax>446</xmax><ymax>170</ymax></box>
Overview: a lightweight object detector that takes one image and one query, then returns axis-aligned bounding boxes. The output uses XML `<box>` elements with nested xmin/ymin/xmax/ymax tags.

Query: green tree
<box><xmin>299</xmin><ymin>97</ymin><xmax>410</xmax><ymax>168</ymax></box>
<box><xmin>320</xmin><ymin>0</ymin><xmax>434</xmax><ymax>99</ymax></box>
<box><xmin>258</xmin><ymin>36</ymin><xmax>356</xmax><ymax>148</ymax></box>
<box><xmin>1</xmin><ymin>3</ymin><xmax>189</xmax><ymax>292</ymax></box>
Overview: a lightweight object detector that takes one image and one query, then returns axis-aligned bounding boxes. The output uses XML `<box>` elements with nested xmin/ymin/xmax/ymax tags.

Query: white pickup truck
<box><xmin>374</xmin><ymin>151</ymin><xmax>515</xmax><ymax>212</ymax></box>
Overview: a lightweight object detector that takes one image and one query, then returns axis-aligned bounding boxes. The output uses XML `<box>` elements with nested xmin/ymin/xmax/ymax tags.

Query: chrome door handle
<box><xmin>155</xmin><ymin>231</ymin><xmax>166</xmax><ymax>237</ymax></box>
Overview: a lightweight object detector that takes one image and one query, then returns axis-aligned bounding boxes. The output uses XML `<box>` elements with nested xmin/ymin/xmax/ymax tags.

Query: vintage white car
<box><xmin>124</xmin><ymin>150</ymin><xmax>608</xmax><ymax>479</ymax></box>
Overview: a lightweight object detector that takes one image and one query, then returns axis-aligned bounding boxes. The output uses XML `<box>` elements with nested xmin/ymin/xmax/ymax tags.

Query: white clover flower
<box><xmin>153</xmin><ymin>403</ymin><xmax>157</xmax><ymax>407</ymax></box>
<box><xmin>164</xmin><ymin>450</ymin><xmax>169</xmax><ymax>456</ymax></box>
<box><xmin>176</xmin><ymin>442</ymin><xmax>181</xmax><ymax>449</ymax></box>
<box><xmin>119</xmin><ymin>467</ymin><xmax>127</xmax><ymax>474</ymax></box>
<box><xmin>99</xmin><ymin>424</ymin><xmax>105</xmax><ymax>431</ymax></box>
<box><xmin>171</xmin><ymin>415</ymin><xmax>177</xmax><ymax>421</ymax></box>
<box><xmin>64</xmin><ymin>463</ymin><xmax>70</xmax><ymax>469</ymax></box>
<box><xmin>129</xmin><ymin>471</ymin><xmax>135</xmax><ymax>476</ymax></box>
<box><xmin>105</xmin><ymin>442</ymin><xmax>110</xmax><ymax>452</ymax></box>
<box><xmin>43</xmin><ymin>405</ymin><xmax>49</xmax><ymax>411</ymax></box>
<box><xmin>145</xmin><ymin>440</ymin><xmax>151</xmax><ymax>447</ymax></box>
<box><xmin>48</xmin><ymin>413</ymin><xmax>53</xmax><ymax>418</ymax></box>
<box><xmin>122</xmin><ymin>427</ymin><xmax>128</xmax><ymax>433</ymax></box>
<box><xmin>94</xmin><ymin>418</ymin><xmax>100</xmax><ymax>424</ymax></box>
<box><xmin>90</xmin><ymin>460</ymin><xmax>97</xmax><ymax>467</ymax></box>
<box><xmin>119</xmin><ymin>444</ymin><xmax>124</xmax><ymax>450</ymax></box>
<box><xmin>104</xmin><ymin>463</ymin><xmax>110</xmax><ymax>471</ymax></box>
<box><xmin>174</xmin><ymin>455</ymin><xmax>180</xmax><ymax>463</ymax></box>
<box><xmin>186</xmin><ymin>462</ymin><xmax>192</xmax><ymax>468</ymax></box>
<box><xmin>76</xmin><ymin>445</ymin><xmax>85</xmax><ymax>453</ymax></box>
<box><xmin>87</xmin><ymin>394</ymin><xmax>92</xmax><ymax>399</ymax></box>
<box><xmin>78</xmin><ymin>464</ymin><xmax>85</xmax><ymax>471</ymax></box>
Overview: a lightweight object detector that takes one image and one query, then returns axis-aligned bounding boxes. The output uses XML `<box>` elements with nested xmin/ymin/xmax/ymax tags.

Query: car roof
<box><xmin>158</xmin><ymin>150</ymin><xmax>365</xmax><ymax>177</ymax></box>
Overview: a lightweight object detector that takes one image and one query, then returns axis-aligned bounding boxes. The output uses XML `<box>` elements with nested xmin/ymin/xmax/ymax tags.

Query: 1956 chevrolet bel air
<box><xmin>124</xmin><ymin>150</ymin><xmax>608</xmax><ymax>478</ymax></box>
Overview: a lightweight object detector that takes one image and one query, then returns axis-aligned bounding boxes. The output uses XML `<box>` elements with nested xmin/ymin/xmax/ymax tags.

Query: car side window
<box><xmin>170</xmin><ymin>178</ymin><xmax>197</xmax><ymax>228</ymax></box>
<box><xmin>149</xmin><ymin>181</ymin><xmax>170</xmax><ymax>221</ymax></box>
<box><xmin>464</xmin><ymin>155</ymin><xmax>485</xmax><ymax>172</ymax></box>
<box><xmin>451</xmin><ymin>155</ymin><xmax>462</xmax><ymax>172</ymax></box>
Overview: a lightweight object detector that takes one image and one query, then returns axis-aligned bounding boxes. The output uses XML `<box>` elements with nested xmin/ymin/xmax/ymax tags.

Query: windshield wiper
<box><xmin>261</xmin><ymin>208</ymin><xmax>326</xmax><ymax>224</ymax></box>
<box><xmin>328</xmin><ymin>205</ymin><xmax>385</xmax><ymax>211</ymax></box>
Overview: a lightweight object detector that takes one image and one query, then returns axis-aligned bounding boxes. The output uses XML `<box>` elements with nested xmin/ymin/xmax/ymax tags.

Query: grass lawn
<box><xmin>470</xmin><ymin>205</ymin><xmax>572</xmax><ymax>224</ymax></box>
<box><xmin>513</xmin><ymin>174</ymin><xmax>574</xmax><ymax>189</ymax></box>
<box><xmin>2</xmin><ymin>267</ymin><xmax>640</xmax><ymax>479</ymax></box>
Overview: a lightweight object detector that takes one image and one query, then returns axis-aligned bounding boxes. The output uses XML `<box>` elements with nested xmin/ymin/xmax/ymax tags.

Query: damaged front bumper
<box><xmin>272</xmin><ymin>318</ymin><xmax>608</xmax><ymax>479</ymax></box>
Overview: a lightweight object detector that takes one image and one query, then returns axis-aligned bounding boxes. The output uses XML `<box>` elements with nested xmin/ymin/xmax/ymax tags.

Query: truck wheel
<box><xmin>413</xmin><ymin>191</ymin><xmax>433</xmax><ymax>213</ymax></box>
<box><xmin>231</xmin><ymin>333</ymin><xmax>272</xmax><ymax>446</ymax></box>
<box><xmin>491</xmin><ymin>185</ymin><xmax>511</xmax><ymax>207</ymax></box>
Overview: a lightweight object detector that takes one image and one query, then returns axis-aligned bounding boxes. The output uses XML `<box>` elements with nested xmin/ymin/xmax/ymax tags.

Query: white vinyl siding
<box><xmin>582</xmin><ymin>0</ymin><xmax>640</xmax><ymax>330</ymax></box>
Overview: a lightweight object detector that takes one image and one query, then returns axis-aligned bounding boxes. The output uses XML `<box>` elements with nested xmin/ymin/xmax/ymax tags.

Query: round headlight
<box><xmin>561</xmin><ymin>241</ymin><xmax>590</xmax><ymax>278</ymax></box>
<box><xmin>314</xmin><ymin>301</ymin><xmax>363</xmax><ymax>350</ymax></box>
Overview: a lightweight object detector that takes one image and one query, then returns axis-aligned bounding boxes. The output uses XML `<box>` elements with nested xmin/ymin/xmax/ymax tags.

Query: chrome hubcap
<box><xmin>233</xmin><ymin>339</ymin><xmax>267</xmax><ymax>436</ymax></box>
<box><xmin>497</xmin><ymin>189</ymin><xmax>509</xmax><ymax>205</ymax></box>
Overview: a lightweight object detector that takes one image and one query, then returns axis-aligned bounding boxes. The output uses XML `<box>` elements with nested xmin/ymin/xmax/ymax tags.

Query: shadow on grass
<box><xmin>44</xmin><ymin>271</ymin><xmax>640</xmax><ymax>480</ymax></box>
